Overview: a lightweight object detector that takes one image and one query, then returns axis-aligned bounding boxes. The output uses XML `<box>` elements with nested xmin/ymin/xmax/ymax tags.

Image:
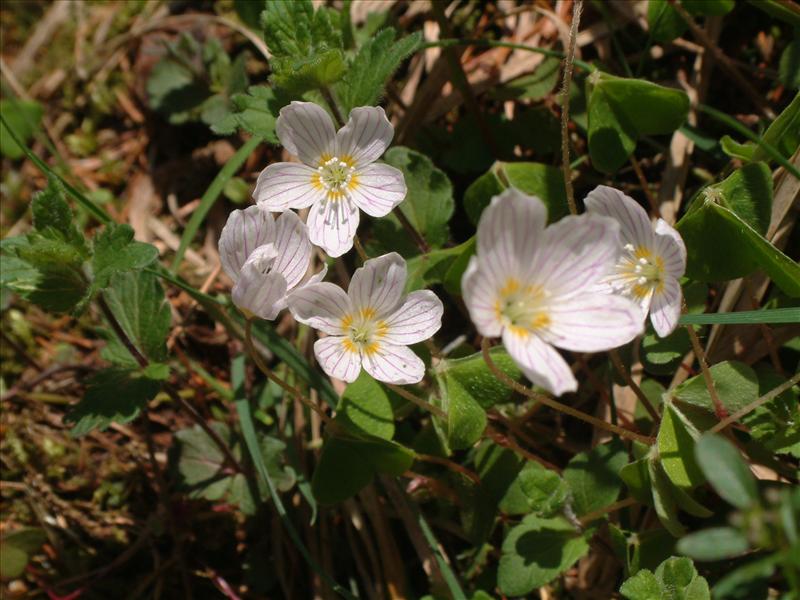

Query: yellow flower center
<box><xmin>616</xmin><ymin>244</ymin><xmax>665</xmax><ymax>298</ymax></box>
<box><xmin>341</xmin><ymin>308</ymin><xmax>388</xmax><ymax>355</ymax></box>
<box><xmin>312</xmin><ymin>155</ymin><xmax>358</xmax><ymax>201</ymax></box>
<box><xmin>495</xmin><ymin>278</ymin><xmax>551</xmax><ymax>337</ymax></box>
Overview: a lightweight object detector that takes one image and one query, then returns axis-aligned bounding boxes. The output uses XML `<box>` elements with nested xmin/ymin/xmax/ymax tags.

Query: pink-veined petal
<box><xmin>348</xmin><ymin>252</ymin><xmax>406</xmax><ymax>316</ymax></box>
<box><xmin>542</xmin><ymin>293</ymin><xmax>644</xmax><ymax>352</ymax></box>
<box><xmin>231</xmin><ymin>245</ymin><xmax>288</xmax><ymax>321</ymax></box>
<box><xmin>461</xmin><ymin>256</ymin><xmax>503</xmax><ymax>338</ymax></box>
<box><xmin>382</xmin><ymin>290</ymin><xmax>443</xmax><ymax>345</ymax></box>
<box><xmin>654</xmin><ymin>219</ymin><xmax>687</xmax><ymax>279</ymax></box>
<box><xmin>218</xmin><ymin>205</ymin><xmax>275</xmax><ymax>281</ymax></box>
<box><xmin>349</xmin><ymin>163</ymin><xmax>406</xmax><ymax>217</ymax></box>
<box><xmin>275</xmin><ymin>101</ymin><xmax>336</xmax><ymax>166</ymax></box>
<box><xmin>305</xmin><ymin>264</ymin><xmax>328</xmax><ymax>286</ymax></box>
<box><xmin>287</xmin><ymin>282</ymin><xmax>351</xmax><ymax>335</ymax></box>
<box><xmin>335</xmin><ymin>106</ymin><xmax>394</xmax><ymax>167</ymax></box>
<box><xmin>584</xmin><ymin>185</ymin><xmax>654</xmax><ymax>249</ymax></box>
<box><xmin>306</xmin><ymin>197</ymin><xmax>360</xmax><ymax>257</ymax></box>
<box><xmin>477</xmin><ymin>188</ymin><xmax>548</xmax><ymax>285</ymax></box>
<box><xmin>254</xmin><ymin>162</ymin><xmax>324</xmax><ymax>211</ymax></box>
<box><xmin>362</xmin><ymin>343</ymin><xmax>425</xmax><ymax>385</ymax></box>
<box><xmin>501</xmin><ymin>330</ymin><xmax>577</xmax><ymax>396</ymax></box>
<box><xmin>650</xmin><ymin>277</ymin><xmax>682</xmax><ymax>337</ymax></box>
<box><xmin>314</xmin><ymin>336</ymin><xmax>362</xmax><ymax>383</ymax></box>
<box><xmin>530</xmin><ymin>213</ymin><xmax>621</xmax><ymax>297</ymax></box>
<box><xmin>272</xmin><ymin>210</ymin><xmax>312</xmax><ymax>290</ymax></box>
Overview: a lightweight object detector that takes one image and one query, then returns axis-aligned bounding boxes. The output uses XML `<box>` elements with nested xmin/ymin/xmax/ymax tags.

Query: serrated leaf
<box><xmin>587</xmin><ymin>73</ymin><xmax>689</xmax><ymax>173</ymax></box>
<box><xmin>695</xmin><ymin>434</ymin><xmax>758</xmax><ymax>509</ymax></box>
<box><xmin>516</xmin><ymin>462</ymin><xmax>569</xmax><ymax>517</ymax></box>
<box><xmin>102</xmin><ymin>270</ymin><xmax>171</xmax><ymax>365</ymax></box>
<box><xmin>621</xmin><ymin>556</ymin><xmax>711</xmax><ymax>600</ymax></box>
<box><xmin>211</xmin><ymin>86</ymin><xmax>280</xmax><ymax>141</ymax></box>
<box><xmin>677</xmin><ymin>527</ymin><xmax>749</xmax><ymax>561</ymax></box>
<box><xmin>657</xmin><ymin>402</ymin><xmax>704</xmax><ymax>490</ymax></box>
<box><xmin>371</xmin><ymin>147</ymin><xmax>454</xmax><ymax>255</ymax></box>
<box><xmin>66</xmin><ymin>367</ymin><xmax>162</xmax><ymax>436</ymax></box>
<box><xmin>31</xmin><ymin>179</ymin><xmax>88</xmax><ymax>254</ymax></box>
<box><xmin>498</xmin><ymin>515</ymin><xmax>590</xmax><ymax>596</ymax></box>
<box><xmin>91</xmin><ymin>224</ymin><xmax>159</xmax><ymax>290</ymax></box>
<box><xmin>336</xmin><ymin>371</ymin><xmax>395</xmax><ymax>440</ymax></box>
<box><xmin>563</xmin><ymin>439</ymin><xmax>628</xmax><ymax>517</ymax></box>
<box><xmin>336</xmin><ymin>28</ymin><xmax>421</xmax><ymax>114</ymax></box>
<box><xmin>0</xmin><ymin>99</ymin><xmax>43</xmax><ymax>159</ymax></box>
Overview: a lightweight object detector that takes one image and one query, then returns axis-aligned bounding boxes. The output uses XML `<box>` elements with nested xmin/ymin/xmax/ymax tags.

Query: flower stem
<box><xmin>609</xmin><ymin>349</ymin><xmax>660</xmax><ymax>421</ymax></box>
<box><xmin>386</xmin><ymin>383</ymin><xmax>447</xmax><ymax>420</ymax></box>
<box><xmin>559</xmin><ymin>0</ymin><xmax>583</xmax><ymax>216</ymax></box>
<box><xmin>320</xmin><ymin>86</ymin><xmax>345</xmax><ymax>128</ymax></box>
<box><xmin>244</xmin><ymin>319</ymin><xmax>330</xmax><ymax>423</ymax></box>
<box><xmin>392</xmin><ymin>206</ymin><xmax>431</xmax><ymax>254</ymax></box>
<box><xmin>415</xmin><ymin>453</ymin><xmax>481</xmax><ymax>484</ymax></box>
<box><xmin>710</xmin><ymin>371</ymin><xmax>800</xmax><ymax>434</ymax></box>
<box><xmin>685</xmin><ymin>324</ymin><xmax>727</xmax><ymax>419</ymax></box>
<box><xmin>578</xmin><ymin>496</ymin><xmax>638</xmax><ymax>526</ymax></box>
<box><xmin>480</xmin><ymin>338</ymin><xmax>654</xmax><ymax>445</ymax></box>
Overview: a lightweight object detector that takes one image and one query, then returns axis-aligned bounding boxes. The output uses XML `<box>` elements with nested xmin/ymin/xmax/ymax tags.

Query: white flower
<box><xmin>287</xmin><ymin>253</ymin><xmax>443</xmax><ymax>384</ymax></box>
<box><xmin>219</xmin><ymin>206</ymin><xmax>326</xmax><ymax>320</ymax></box>
<box><xmin>254</xmin><ymin>101</ymin><xmax>407</xmax><ymax>258</ymax></box>
<box><xmin>584</xmin><ymin>185</ymin><xmax>686</xmax><ymax>337</ymax></box>
<box><xmin>462</xmin><ymin>188</ymin><xmax>644</xmax><ymax>396</ymax></box>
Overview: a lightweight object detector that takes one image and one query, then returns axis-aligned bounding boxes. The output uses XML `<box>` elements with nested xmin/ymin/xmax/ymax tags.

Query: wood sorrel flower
<box><xmin>254</xmin><ymin>101</ymin><xmax>406</xmax><ymax>258</ymax></box>
<box><xmin>287</xmin><ymin>252</ymin><xmax>443</xmax><ymax>384</ymax></box>
<box><xmin>219</xmin><ymin>206</ymin><xmax>325</xmax><ymax>320</ymax></box>
<box><xmin>462</xmin><ymin>188</ymin><xmax>644</xmax><ymax>396</ymax></box>
<box><xmin>584</xmin><ymin>185</ymin><xmax>686</xmax><ymax>337</ymax></box>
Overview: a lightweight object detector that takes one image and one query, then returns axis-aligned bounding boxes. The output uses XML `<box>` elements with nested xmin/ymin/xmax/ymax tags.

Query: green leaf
<box><xmin>102</xmin><ymin>270</ymin><xmax>171</xmax><ymax>365</ymax></box>
<box><xmin>649</xmin><ymin>459</ymin><xmax>686</xmax><ymax>537</ymax></box>
<box><xmin>31</xmin><ymin>179</ymin><xmax>88</xmax><ymax>254</ymax></box>
<box><xmin>684</xmin><ymin>0</ymin><xmax>735</xmax><ymax>15</ymax></box>
<box><xmin>436</xmin><ymin>347</ymin><xmax>523</xmax><ymax>410</ymax></box>
<box><xmin>463</xmin><ymin>161</ymin><xmax>568</xmax><ymax>226</ymax></box>
<box><xmin>720</xmin><ymin>135</ymin><xmax>756</xmax><ymax>161</ymax></box>
<box><xmin>336</xmin><ymin>371</ymin><xmax>395</xmax><ymax>440</ymax></box>
<box><xmin>0</xmin><ymin>528</ymin><xmax>46</xmax><ymax>580</ymax></box>
<box><xmin>211</xmin><ymin>86</ymin><xmax>280</xmax><ymax>142</ymax></box>
<box><xmin>642</xmin><ymin>327</ymin><xmax>692</xmax><ymax>375</ymax></box>
<box><xmin>676</xmin><ymin>176</ymin><xmax>800</xmax><ymax>296</ymax></box>
<box><xmin>497</xmin><ymin>515</ymin><xmax>590</xmax><ymax>596</ymax></box>
<box><xmin>676</xmin><ymin>527</ymin><xmax>749</xmax><ymax>561</ymax></box>
<box><xmin>234</xmin><ymin>0</ymin><xmax>264</xmax><ymax>30</ymax></box>
<box><xmin>516</xmin><ymin>462</ymin><xmax>569</xmax><ymax>517</ymax></box>
<box><xmin>647</xmin><ymin>0</ymin><xmax>687</xmax><ymax>43</ymax></box>
<box><xmin>0</xmin><ymin>99</ymin><xmax>43</xmax><ymax>159</ymax></box>
<box><xmin>311</xmin><ymin>433</ymin><xmax>415</xmax><ymax>504</ymax></box>
<box><xmin>622</xmin><ymin>556</ymin><xmax>711</xmax><ymax>600</ymax></box>
<box><xmin>66</xmin><ymin>367</ymin><xmax>162</xmax><ymax>436</ymax></box>
<box><xmin>657</xmin><ymin>402</ymin><xmax>704</xmax><ymax>490</ymax></box>
<box><xmin>694</xmin><ymin>434</ymin><xmax>758</xmax><ymax>509</ymax></box>
<box><xmin>91</xmin><ymin>224</ymin><xmax>159</xmax><ymax>290</ymax></box>
<box><xmin>404</xmin><ymin>237</ymin><xmax>474</xmax><ymax>293</ymax></box>
<box><xmin>372</xmin><ymin>147</ymin><xmax>454</xmax><ymax>254</ymax></box>
<box><xmin>711</xmin><ymin>162</ymin><xmax>773</xmax><ymax>235</ymax></box>
<box><xmin>745</xmin><ymin>366</ymin><xmax>800</xmax><ymax>457</ymax></box>
<box><xmin>336</xmin><ymin>28</ymin><xmax>421</xmax><ymax>114</ymax></box>
<box><xmin>438</xmin><ymin>372</ymin><xmax>487</xmax><ymax>451</ymax></box>
<box><xmin>779</xmin><ymin>41</ymin><xmax>800</xmax><ymax>90</ymax></box>
<box><xmin>672</xmin><ymin>360</ymin><xmax>758</xmax><ymax>418</ymax></box>
<box><xmin>620</xmin><ymin>457</ymin><xmax>654</xmax><ymax>505</ymax></box>
<box><xmin>563</xmin><ymin>439</ymin><xmax>628</xmax><ymax>517</ymax></box>
<box><xmin>587</xmin><ymin>72</ymin><xmax>690</xmax><ymax>173</ymax></box>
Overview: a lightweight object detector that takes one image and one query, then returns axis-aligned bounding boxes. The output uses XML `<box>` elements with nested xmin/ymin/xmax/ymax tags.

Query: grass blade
<box><xmin>679</xmin><ymin>307</ymin><xmax>800</xmax><ymax>325</ymax></box>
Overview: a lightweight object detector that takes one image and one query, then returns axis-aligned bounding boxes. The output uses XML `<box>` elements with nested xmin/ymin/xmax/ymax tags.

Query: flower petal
<box><xmin>272</xmin><ymin>210</ymin><xmax>312</xmax><ymax>290</ymax></box>
<box><xmin>654</xmin><ymin>219</ymin><xmax>687</xmax><ymax>279</ymax></box>
<box><xmin>306</xmin><ymin>197</ymin><xmax>360</xmax><ymax>257</ymax></box>
<box><xmin>275</xmin><ymin>101</ymin><xmax>336</xmax><ymax>166</ymax></box>
<box><xmin>382</xmin><ymin>290</ymin><xmax>444</xmax><ymax>345</ymax></box>
<box><xmin>542</xmin><ymin>293</ymin><xmax>644</xmax><ymax>352</ymax></box>
<box><xmin>231</xmin><ymin>245</ymin><xmax>288</xmax><ymax>321</ymax></box>
<box><xmin>650</xmin><ymin>277</ymin><xmax>682</xmax><ymax>337</ymax></box>
<box><xmin>314</xmin><ymin>336</ymin><xmax>362</xmax><ymax>383</ymax></box>
<box><xmin>349</xmin><ymin>163</ymin><xmax>406</xmax><ymax>217</ymax></box>
<box><xmin>348</xmin><ymin>252</ymin><xmax>406</xmax><ymax>316</ymax></box>
<box><xmin>287</xmin><ymin>282</ymin><xmax>351</xmax><ymax>335</ymax></box>
<box><xmin>305</xmin><ymin>264</ymin><xmax>328</xmax><ymax>286</ymax></box>
<box><xmin>462</xmin><ymin>256</ymin><xmax>503</xmax><ymax>338</ymax></box>
<box><xmin>530</xmin><ymin>213</ymin><xmax>621</xmax><ymax>297</ymax></box>
<box><xmin>477</xmin><ymin>188</ymin><xmax>547</xmax><ymax>284</ymax></box>
<box><xmin>362</xmin><ymin>343</ymin><xmax>425</xmax><ymax>385</ymax></box>
<box><xmin>218</xmin><ymin>205</ymin><xmax>275</xmax><ymax>281</ymax></box>
<box><xmin>584</xmin><ymin>185</ymin><xmax>654</xmax><ymax>249</ymax></box>
<box><xmin>254</xmin><ymin>162</ymin><xmax>324</xmax><ymax>211</ymax></box>
<box><xmin>335</xmin><ymin>106</ymin><xmax>394</xmax><ymax>167</ymax></box>
<box><xmin>501</xmin><ymin>330</ymin><xmax>577</xmax><ymax>396</ymax></box>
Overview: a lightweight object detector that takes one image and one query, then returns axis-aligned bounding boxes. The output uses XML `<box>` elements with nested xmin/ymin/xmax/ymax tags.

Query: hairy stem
<box><xmin>685</xmin><ymin>325</ymin><xmax>726</xmax><ymax>419</ymax></box>
<box><xmin>559</xmin><ymin>0</ymin><xmax>583</xmax><ymax>216</ymax></box>
<box><xmin>386</xmin><ymin>383</ymin><xmax>447</xmax><ymax>420</ymax></box>
<box><xmin>609</xmin><ymin>349</ymin><xmax>660</xmax><ymax>421</ymax></box>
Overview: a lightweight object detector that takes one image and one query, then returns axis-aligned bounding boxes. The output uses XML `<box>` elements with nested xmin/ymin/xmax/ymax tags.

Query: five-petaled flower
<box><xmin>287</xmin><ymin>252</ymin><xmax>443</xmax><ymax>385</ymax></box>
<box><xmin>462</xmin><ymin>188</ymin><xmax>644</xmax><ymax>396</ymax></box>
<box><xmin>254</xmin><ymin>101</ymin><xmax>407</xmax><ymax>258</ymax></box>
<box><xmin>584</xmin><ymin>185</ymin><xmax>686</xmax><ymax>337</ymax></box>
<box><xmin>219</xmin><ymin>206</ymin><xmax>326</xmax><ymax>320</ymax></box>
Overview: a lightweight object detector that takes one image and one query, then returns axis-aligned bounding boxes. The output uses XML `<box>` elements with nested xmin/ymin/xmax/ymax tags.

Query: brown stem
<box><xmin>353</xmin><ymin>234</ymin><xmax>368</xmax><ymax>263</ymax></box>
<box><xmin>609</xmin><ymin>349</ymin><xmax>660</xmax><ymax>421</ymax></box>
<box><xmin>392</xmin><ymin>206</ymin><xmax>431</xmax><ymax>254</ymax></box>
<box><xmin>244</xmin><ymin>319</ymin><xmax>330</xmax><ymax>423</ymax></box>
<box><xmin>685</xmin><ymin>325</ymin><xmax>727</xmax><ymax>419</ymax></box>
<box><xmin>629</xmin><ymin>155</ymin><xmax>658</xmax><ymax>217</ymax></box>
<box><xmin>416</xmin><ymin>453</ymin><xmax>481</xmax><ymax>485</ymax></box>
<box><xmin>385</xmin><ymin>383</ymin><xmax>447</xmax><ymax>420</ymax></box>
<box><xmin>578</xmin><ymin>496</ymin><xmax>638</xmax><ymax>526</ymax></box>
<box><xmin>485</xmin><ymin>424</ymin><xmax>562</xmax><ymax>472</ymax></box>
<box><xmin>480</xmin><ymin>338</ymin><xmax>654</xmax><ymax>445</ymax></box>
<box><xmin>710</xmin><ymin>372</ymin><xmax>800</xmax><ymax>434</ymax></box>
<box><xmin>559</xmin><ymin>0</ymin><xmax>583</xmax><ymax>216</ymax></box>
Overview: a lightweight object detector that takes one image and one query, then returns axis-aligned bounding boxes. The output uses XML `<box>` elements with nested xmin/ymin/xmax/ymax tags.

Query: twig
<box><xmin>244</xmin><ymin>319</ymin><xmax>331</xmax><ymax>423</ymax></box>
<box><xmin>609</xmin><ymin>349</ymin><xmax>660</xmax><ymax>421</ymax></box>
<box><xmin>559</xmin><ymin>0</ymin><xmax>583</xmax><ymax>216</ymax></box>
<box><xmin>480</xmin><ymin>338</ymin><xmax>654</xmax><ymax>445</ymax></box>
<box><xmin>710</xmin><ymin>372</ymin><xmax>800</xmax><ymax>434</ymax></box>
<box><xmin>684</xmin><ymin>325</ymin><xmax>726</xmax><ymax>419</ymax></box>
